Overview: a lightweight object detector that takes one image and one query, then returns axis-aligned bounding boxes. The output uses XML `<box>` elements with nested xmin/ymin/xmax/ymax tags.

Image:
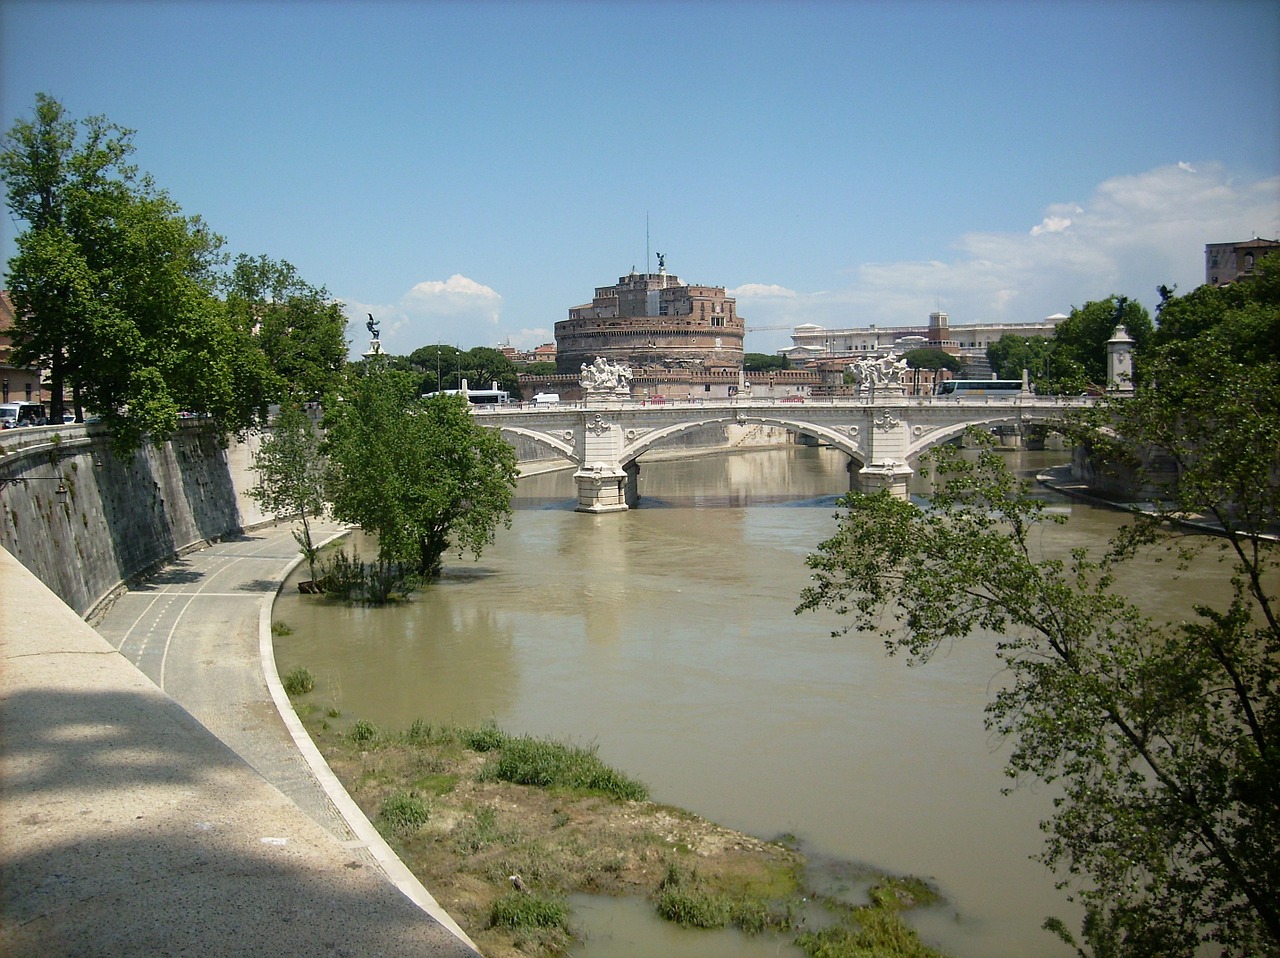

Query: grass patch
<box><xmin>488</xmin><ymin>891</ymin><xmax>568</xmax><ymax>930</ymax></box>
<box><xmin>271</xmin><ymin>620</ymin><xmax>295</xmax><ymax>636</ymax></box>
<box><xmin>481</xmin><ymin>732</ymin><xmax>649</xmax><ymax>801</ymax></box>
<box><xmin>282</xmin><ymin>666</ymin><xmax>314</xmax><ymax>695</ymax></box>
<box><xmin>380</xmin><ymin>790</ymin><xmax>431</xmax><ymax>834</ymax></box>
<box><xmin>349</xmin><ymin>718</ymin><xmax>379</xmax><ymax>744</ymax></box>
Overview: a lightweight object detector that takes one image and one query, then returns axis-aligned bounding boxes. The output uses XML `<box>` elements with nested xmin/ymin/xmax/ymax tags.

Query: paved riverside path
<box><xmin>1</xmin><ymin>525</ymin><xmax>480</xmax><ymax>958</ymax></box>
<box><xmin>93</xmin><ymin>523</ymin><xmax>357</xmax><ymax>837</ymax></box>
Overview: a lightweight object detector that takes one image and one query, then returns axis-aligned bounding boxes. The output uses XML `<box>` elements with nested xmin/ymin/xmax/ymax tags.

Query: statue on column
<box><xmin>364</xmin><ymin>313</ymin><xmax>383</xmax><ymax>357</ymax></box>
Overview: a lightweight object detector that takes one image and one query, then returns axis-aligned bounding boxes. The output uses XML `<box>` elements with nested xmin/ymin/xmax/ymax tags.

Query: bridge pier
<box><xmin>850</xmin><ymin>459</ymin><xmax>914</xmax><ymax>498</ymax></box>
<box><xmin>574</xmin><ymin>461</ymin><xmax>638</xmax><ymax>513</ymax></box>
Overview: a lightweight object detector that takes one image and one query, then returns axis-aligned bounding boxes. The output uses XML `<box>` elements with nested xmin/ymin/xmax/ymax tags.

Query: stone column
<box><xmin>1106</xmin><ymin>325</ymin><xmax>1135</xmax><ymax>394</ymax></box>
<box><xmin>853</xmin><ymin>406</ymin><xmax>914</xmax><ymax>498</ymax></box>
<box><xmin>573</xmin><ymin>412</ymin><xmax>630</xmax><ymax>513</ymax></box>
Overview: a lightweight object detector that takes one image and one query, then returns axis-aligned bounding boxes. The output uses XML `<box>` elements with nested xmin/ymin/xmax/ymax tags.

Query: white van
<box><xmin>531</xmin><ymin>393</ymin><xmax>560</xmax><ymax>406</ymax></box>
<box><xmin>0</xmin><ymin>401</ymin><xmax>48</xmax><ymax>428</ymax></box>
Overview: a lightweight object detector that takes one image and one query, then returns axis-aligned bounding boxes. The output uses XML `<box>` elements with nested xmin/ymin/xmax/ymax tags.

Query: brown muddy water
<box><xmin>274</xmin><ymin>446</ymin><xmax>1248</xmax><ymax>958</ymax></box>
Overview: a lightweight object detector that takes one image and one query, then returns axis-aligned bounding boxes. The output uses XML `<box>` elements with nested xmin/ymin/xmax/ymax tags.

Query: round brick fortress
<box><xmin>555</xmin><ymin>268</ymin><xmax>744</xmax><ymax>374</ymax></box>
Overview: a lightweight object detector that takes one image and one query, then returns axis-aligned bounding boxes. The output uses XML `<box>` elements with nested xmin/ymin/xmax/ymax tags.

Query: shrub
<box><xmin>380</xmin><ymin>790</ymin><xmax>430</xmax><ymax>833</ymax></box>
<box><xmin>488</xmin><ymin>891</ymin><xmax>568</xmax><ymax>931</ymax></box>
<box><xmin>349</xmin><ymin>719</ymin><xmax>379</xmax><ymax>745</ymax></box>
<box><xmin>282</xmin><ymin>666</ymin><xmax>314</xmax><ymax>696</ymax></box>
<box><xmin>488</xmin><ymin>735</ymin><xmax>648</xmax><ymax>801</ymax></box>
<box><xmin>315</xmin><ymin>547</ymin><xmax>417</xmax><ymax>604</ymax></box>
<box><xmin>655</xmin><ymin>887</ymin><xmax>731</xmax><ymax>928</ymax></box>
<box><xmin>462</xmin><ymin>720</ymin><xmax>508</xmax><ymax>752</ymax></box>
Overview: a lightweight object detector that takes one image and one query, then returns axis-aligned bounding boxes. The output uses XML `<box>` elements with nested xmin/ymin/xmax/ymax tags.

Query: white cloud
<box><xmin>728</xmin><ymin>283</ymin><xmax>801</xmax><ymax>299</ymax></box>
<box><xmin>739</xmin><ymin>162</ymin><xmax>1280</xmax><ymax>352</ymax></box>
<box><xmin>1030</xmin><ymin>215</ymin><xmax>1073</xmax><ymax>236</ymax></box>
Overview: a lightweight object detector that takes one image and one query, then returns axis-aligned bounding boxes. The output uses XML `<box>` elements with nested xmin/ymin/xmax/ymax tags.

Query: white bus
<box><xmin>934</xmin><ymin>380</ymin><xmax>1025</xmax><ymax>398</ymax></box>
<box><xmin>422</xmin><ymin>388</ymin><xmax>511</xmax><ymax>406</ymax></box>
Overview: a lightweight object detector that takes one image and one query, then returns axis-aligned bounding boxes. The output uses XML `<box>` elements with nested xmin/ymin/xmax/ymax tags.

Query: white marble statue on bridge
<box><xmin>848</xmin><ymin>350</ymin><xmax>909</xmax><ymax>396</ymax></box>
<box><xmin>580</xmin><ymin>356</ymin><xmax>633</xmax><ymax>397</ymax></box>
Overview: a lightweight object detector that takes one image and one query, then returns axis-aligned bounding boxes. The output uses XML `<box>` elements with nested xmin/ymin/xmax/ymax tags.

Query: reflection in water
<box><xmin>275</xmin><ymin>445</ymin><xmax>1252</xmax><ymax>958</ymax></box>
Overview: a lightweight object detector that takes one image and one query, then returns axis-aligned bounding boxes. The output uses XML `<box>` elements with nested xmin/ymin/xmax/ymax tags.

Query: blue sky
<box><xmin>3</xmin><ymin>0</ymin><xmax>1278</xmax><ymax>357</ymax></box>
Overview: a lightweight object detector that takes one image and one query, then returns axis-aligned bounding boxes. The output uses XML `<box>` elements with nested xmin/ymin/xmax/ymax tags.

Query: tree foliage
<box><xmin>1</xmin><ymin>94</ymin><xmax>274</xmax><ymax>449</ymax></box>
<box><xmin>247</xmin><ymin>404</ymin><xmax>327</xmax><ymax>581</ymax></box>
<box><xmin>406</xmin><ymin>344</ymin><xmax>521</xmax><ymax>396</ymax></box>
<box><xmin>1054</xmin><ymin>296</ymin><xmax>1153</xmax><ymax>388</ymax></box>
<box><xmin>322</xmin><ymin>362</ymin><xmax>519</xmax><ymax>578</ymax></box>
<box><xmin>986</xmin><ymin>334</ymin><xmax>1088</xmax><ymax>394</ymax></box>
<box><xmin>799</xmin><ymin>266</ymin><xmax>1279</xmax><ymax>955</ymax></box>
<box><xmin>744</xmin><ymin>352</ymin><xmax>789</xmax><ymax>373</ymax></box>
<box><xmin>901</xmin><ymin>347</ymin><xmax>961</xmax><ymax>372</ymax></box>
<box><xmin>223</xmin><ymin>254</ymin><xmax>348</xmax><ymax>403</ymax></box>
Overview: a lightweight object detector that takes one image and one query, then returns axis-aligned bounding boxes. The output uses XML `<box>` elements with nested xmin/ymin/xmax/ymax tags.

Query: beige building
<box><xmin>1205</xmin><ymin>238</ymin><xmax>1280</xmax><ymax>286</ymax></box>
<box><xmin>0</xmin><ymin>290</ymin><xmax>46</xmax><ymax>407</ymax></box>
<box><xmin>555</xmin><ymin>264</ymin><xmax>744</xmax><ymax>373</ymax></box>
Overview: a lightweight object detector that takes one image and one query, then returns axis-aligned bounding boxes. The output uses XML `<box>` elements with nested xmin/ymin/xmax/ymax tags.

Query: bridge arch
<box><xmin>496</xmin><ymin>424</ymin><xmax>578</xmax><ymax>463</ymax></box>
<box><xmin>619</xmin><ymin>412</ymin><xmax>864</xmax><ymax>466</ymax></box>
<box><xmin>904</xmin><ymin>407</ymin><xmax>1069</xmax><ymax>460</ymax></box>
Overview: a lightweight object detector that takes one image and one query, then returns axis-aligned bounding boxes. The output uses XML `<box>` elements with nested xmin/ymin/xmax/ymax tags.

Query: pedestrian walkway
<box><xmin>1</xmin><ymin>525</ymin><xmax>480</xmax><ymax>958</ymax></box>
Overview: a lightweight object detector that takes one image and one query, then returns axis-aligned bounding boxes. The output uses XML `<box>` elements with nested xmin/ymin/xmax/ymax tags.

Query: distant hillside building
<box><xmin>555</xmin><ymin>263</ymin><xmax>744</xmax><ymax>374</ymax></box>
<box><xmin>780</xmin><ymin>310</ymin><xmax>1069</xmax><ymax>373</ymax></box>
<box><xmin>1205</xmin><ymin>238</ymin><xmax>1280</xmax><ymax>286</ymax></box>
<box><xmin>0</xmin><ymin>290</ymin><xmax>46</xmax><ymax>406</ymax></box>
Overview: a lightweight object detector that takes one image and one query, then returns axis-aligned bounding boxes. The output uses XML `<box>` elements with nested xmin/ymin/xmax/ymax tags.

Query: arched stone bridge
<box><xmin>474</xmin><ymin>394</ymin><xmax>1095</xmax><ymax>512</ymax></box>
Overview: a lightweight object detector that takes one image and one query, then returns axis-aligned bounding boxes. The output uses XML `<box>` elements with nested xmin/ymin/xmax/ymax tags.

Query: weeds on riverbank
<box><xmin>312</xmin><ymin>546</ymin><xmax>419</xmax><ymax>604</ymax></box>
<box><xmin>296</xmin><ymin>706</ymin><xmax>952</xmax><ymax>958</ymax></box>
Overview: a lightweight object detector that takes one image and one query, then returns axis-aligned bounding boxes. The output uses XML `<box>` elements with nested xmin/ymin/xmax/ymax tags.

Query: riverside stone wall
<box><xmin>0</xmin><ymin>423</ymin><xmax>267</xmax><ymax>618</ymax></box>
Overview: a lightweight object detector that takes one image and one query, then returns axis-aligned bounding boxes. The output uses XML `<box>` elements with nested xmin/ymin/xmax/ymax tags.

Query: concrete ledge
<box><xmin>259</xmin><ymin>531</ymin><xmax>478</xmax><ymax>949</ymax></box>
<box><xmin>0</xmin><ymin>546</ymin><xmax>480</xmax><ymax>958</ymax></box>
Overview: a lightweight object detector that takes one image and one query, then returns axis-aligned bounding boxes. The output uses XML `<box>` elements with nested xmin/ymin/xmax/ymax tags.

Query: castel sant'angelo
<box><xmin>554</xmin><ymin>256</ymin><xmax>744</xmax><ymax>374</ymax></box>
<box><xmin>517</xmin><ymin>257</ymin><xmax>819</xmax><ymax>400</ymax></box>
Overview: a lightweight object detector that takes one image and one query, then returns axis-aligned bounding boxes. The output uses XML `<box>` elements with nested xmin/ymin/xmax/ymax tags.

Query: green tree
<box><xmin>519</xmin><ymin>360</ymin><xmax>559</xmax><ymax>377</ymax></box>
<box><xmin>408</xmin><ymin>343</ymin><xmax>465</xmax><ymax>394</ymax></box>
<box><xmin>1</xmin><ymin>93</ymin><xmax>134</xmax><ymax>423</ymax></box>
<box><xmin>799</xmin><ymin>263</ymin><xmax>1280</xmax><ymax>955</ymax></box>
<box><xmin>986</xmin><ymin>335</ymin><xmax>1087</xmax><ymax>394</ymax></box>
<box><xmin>460</xmin><ymin>346</ymin><xmax>520</xmax><ymax>394</ymax></box>
<box><xmin>1054</xmin><ymin>296</ymin><xmax>1153</xmax><ymax>388</ymax></box>
<box><xmin>743</xmin><ymin>352</ymin><xmax>788</xmax><ymax>373</ymax></box>
<box><xmin>223</xmin><ymin>254</ymin><xmax>348</xmax><ymax>402</ymax></box>
<box><xmin>247</xmin><ymin>404</ymin><xmax>327</xmax><ymax>582</ymax></box>
<box><xmin>322</xmin><ymin>363</ymin><xmax>519</xmax><ymax>578</ymax></box>
<box><xmin>902</xmin><ymin>347</ymin><xmax>962</xmax><ymax>372</ymax></box>
<box><xmin>2</xmin><ymin>94</ymin><xmax>273</xmax><ymax>448</ymax></box>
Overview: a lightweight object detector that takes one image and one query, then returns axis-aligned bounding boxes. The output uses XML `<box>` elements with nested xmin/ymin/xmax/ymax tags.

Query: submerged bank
<box><xmin>290</xmin><ymin>706</ymin><xmax>954</xmax><ymax>958</ymax></box>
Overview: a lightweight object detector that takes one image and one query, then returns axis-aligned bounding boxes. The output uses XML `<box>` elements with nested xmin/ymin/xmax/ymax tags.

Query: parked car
<box><xmin>0</xmin><ymin>401</ymin><xmax>48</xmax><ymax>428</ymax></box>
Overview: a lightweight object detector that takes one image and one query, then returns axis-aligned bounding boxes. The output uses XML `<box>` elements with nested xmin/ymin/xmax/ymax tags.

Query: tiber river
<box><xmin>274</xmin><ymin>445</ymin><xmax>1246</xmax><ymax>958</ymax></box>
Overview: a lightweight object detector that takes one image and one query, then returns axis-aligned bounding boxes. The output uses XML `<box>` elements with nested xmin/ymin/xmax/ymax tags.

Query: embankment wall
<box><xmin>0</xmin><ymin>423</ymin><xmax>268</xmax><ymax>618</ymax></box>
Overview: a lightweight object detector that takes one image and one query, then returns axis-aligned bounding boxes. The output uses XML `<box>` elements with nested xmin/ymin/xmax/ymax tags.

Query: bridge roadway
<box><xmin>477</xmin><ymin>393</ymin><xmax>1095</xmax><ymax>511</ymax></box>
